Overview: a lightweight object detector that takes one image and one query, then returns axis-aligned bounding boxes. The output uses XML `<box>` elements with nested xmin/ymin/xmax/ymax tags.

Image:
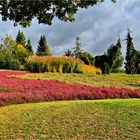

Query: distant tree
<box><xmin>136</xmin><ymin>51</ymin><xmax>140</xmax><ymax>74</ymax></box>
<box><xmin>77</xmin><ymin>51</ymin><xmax>94</xmax><ymax>65</ymax></box>
<box><xmin>95</xmin><ymin>54</ymin><xmax>109</xmax><ymax>74</ymax></box>
<box><xmin>107</xmin><ymin>43</ymin><xmax>116</xmax><ymax>69</ymax></box>
<box><xmin>125</xmin><ymin>30</ymin><xmax>137</xmax><ymax>74</ymax></box>
<box><xmin>25</xmin><ymin>38</ymin><xmax>34</xmax><ymax>54</ymax></box>
<box><xmin>64</xmin><ymin>49</ymin><xmax>73</xmax><ymax>57</ymax></box>
<box><xmin>16</xmin><ymin>30</ymin><xmax>26</xmax><ymax>46</ymax></box>
<box><xmin>36</xmin><ymin>35</ymin><xmax>52</xmax><ymax>56</ymax></box>
<box><xmin>1</xmin><ymin>35</ymin><xmax>16</xmax><ymax>49</ymax></box>
<box><xmin>103</xmin><ymin>62</ymin><xmax>110</xmax><ymax>74</ymax></box>
<box><xmin>13</xmin><ymin>44</ymin><xmax>29</xmax><ymax>64</ymax></box>
<box><xmin>114</xmin><ymin>37</ymin><xmax>124</xmax><ymax>69</ymax></box>
<box><xmin>72</xmin><ymin>36</ymin><xmax>94</xmax><ymax>65</ymax></box>
<box><xmin>73</xmin><ymin>36</ymin><xmax>81</xmax><ymax>58</ymax></box>
<box><xmin>0</xmin><ymin>35</ymin><xmax>21</xmax><ymax>69</ymax></box>
<box><xmin>107</xmin><ymin>37</ymin><xmax>123</xmax><ymax>72</ymax></box>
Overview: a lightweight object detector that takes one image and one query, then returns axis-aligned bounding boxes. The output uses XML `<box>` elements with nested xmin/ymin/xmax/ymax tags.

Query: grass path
<box><xmin>0</xmin><ymin>99</ymin><xmax>140</xmax><ymax>139</ymax></box>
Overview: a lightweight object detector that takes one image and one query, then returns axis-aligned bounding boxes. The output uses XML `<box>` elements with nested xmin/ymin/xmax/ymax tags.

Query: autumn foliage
<box><xmin>26</xmin><ymin>56</ymin><xmax>101</xmax><ymax>74</ymax></box>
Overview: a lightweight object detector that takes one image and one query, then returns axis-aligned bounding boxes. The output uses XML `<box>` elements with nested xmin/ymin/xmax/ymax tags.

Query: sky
<box><xmin>0</xmin><ymin>0</ymin><xmax>140</xmax><ymax>56</ymax></box>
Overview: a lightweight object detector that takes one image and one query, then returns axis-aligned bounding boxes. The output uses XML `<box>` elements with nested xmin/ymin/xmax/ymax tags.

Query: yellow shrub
<box><xmin>26</xmin><ymin>56</ymin><xmax>102</xmax><ymax>74</ymax></box>
<box><xmin>16</xmin><ymin>44</ymin><xmax>26</xmax><ymax>52</ymax></box>
<box><xmin>81</xmin><ymin>65</ymin><xmax>102</xmax><ymax>74</ymax></box>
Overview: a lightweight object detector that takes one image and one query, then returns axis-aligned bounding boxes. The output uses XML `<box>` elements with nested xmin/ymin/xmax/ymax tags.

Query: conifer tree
<box><xmin>107</xmin><ymin>43</ymin><xmax>116</xmax><ymax>69</ymax></box>
<box><xmin>64</xmin><ymin>49</ymin><xmax>73</xmax><ymax>57</ymax></box>
<box><xmin>16</xmin><ymin>30</ymin><xmax>26</xmax><ymax>46</ymax></box>
<box><xmin>136</xmin><ymin>51</ymin><xmax>140</xmax><ymax>74</ymax></box>
<box><xmin>125</xmin><ymin>29</ymin><xmax>137</xmax><ymax>74</ymax></box>
<box><xmin>73</xmin><ymin>36</ymin><xmax>81</xmax><ymax>58</ymax></box>
<box><xmin>107</xmin><ymin>37</ymin><xmax>123</xmax><ymax>72</ymax></box>
<box><xmin>73</xmin><ymin>36</ymin><xmax>94</xmax><ymax>65</ymax></box>
<box><xmin>36</xmin><ymin>35</ymin><xmax>52</xmax><ymax>56</ymax></box>
<box><xmin>25</xmin><ymin>38</ymin><xmax>34</xmax><ymax>54</ymax></box>
<box><xmin>114</xmin><ymin>37</ymin><xmax>124</xmax><ymax>69</ymax></box>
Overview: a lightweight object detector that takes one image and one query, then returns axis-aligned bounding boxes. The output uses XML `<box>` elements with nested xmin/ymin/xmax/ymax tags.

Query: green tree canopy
<box><xmin>95</xmin><ymin>54</ymin><xmax>109</xmax><ymax>74</ymax></box>
<box><xmin>73</xmin><ymin>36</ymin><xmax>94</xmax><ymax>65</ymax></box>
<box><xmin>136</xmin><ymin>51</ymin><xmax>140</xmax><ymax>74</ymax></box>
<box><xmin>125</xmin><ymin>30</ymin><xmax>137</xmax><ymax>74</ymax></box>
<box><xmin>16</xmin><ymin>30</ymin><xmax>26</xmax><ymax>46</ymax></box>
<box><xmin>0</xmin><ymin>0</ymin><xmax>116</xmax><ymax>27</ymax></box>
<box><xmin>107</xmin><ymin>37</ymin><xmax>123</xmax><ymax>72</ymax></box>
<box><xmin>77</xmin><ymin>51</ymin><xmax>94</xmax><ymax>65</ymax></box>
<box><xmin>36</xmin><ymin>35</ymin><xmax>52</xmax><ymax>56</ymax></box>
<box><xmin>25</xmin><ymin>38</ymin><xmax>34</xmax><ymax>54</ymax></box>
<box><xmin>0</xmin><ymin>36</ymin><xmax>22</xmax><ymax>69</ymax></box>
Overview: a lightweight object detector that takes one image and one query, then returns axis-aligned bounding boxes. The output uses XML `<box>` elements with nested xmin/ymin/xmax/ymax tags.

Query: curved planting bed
<box><xmin>0</xmin><ymin>71</ymin><xmax>140</xmax><ymax>106</ymax></box>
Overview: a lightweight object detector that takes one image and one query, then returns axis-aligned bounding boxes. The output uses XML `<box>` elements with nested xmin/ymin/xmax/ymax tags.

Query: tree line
<box><xmin>64</xmin><ymin>30</ymin><xmax>140</xmax><ymax>74</ymax></box>
<box><xmin>0</xmin><ymin>30</ymin><xmax>52</xmax><ymax>70</ymax></box>
<box><xmin>0</xmin><ymin>29</ymin><xmax>140</xmax><ymax>74</ymax></box>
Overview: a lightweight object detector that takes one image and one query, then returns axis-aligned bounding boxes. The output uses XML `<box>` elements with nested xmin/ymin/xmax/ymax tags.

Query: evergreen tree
<box><xmin>114</xmin><ymin>37</ymin><xmax>124</xmax><ymax>70</ymax></box>
<box><xmin>107</xmin><ymin>37</ymin><xmax>123</xmax><ymax>72</ymax></box>
<box><xmin>73</xmin><ymin>36</ymin><xmax>81</xmax><ymax>58</ymax></box>
<box><xmin>136</xmin><ymin>51</ymin><xmax>140</xmax><ymax>74</ymax></box>
<box><xmin>73</xmin><ymin>36</ymin><xmax>94</xmax><ymax>65</ymax></box>
<box><xmin>125</xmin><ymin>30</ymin><xmax>137</xmax><ymax>74</ymax></box>
<box><xmin>16</xmin><ymin>30</ymin><xmax>26</xmax><ymax>46</ymax></box>
<box><xmin>25</xmin><ymin>38</ymin><xmax>34</xmax><ymax>54</ymax></box>
<box><xmin>36</xmin><ymin>35</ymin><xmax>52</xmax><ymax>56</ymax></box>
<box><xmin>64</xmin><ymin>49</ymin><xmax>73</xmax><ymax>57</ymax></box>
<box><xmin>103</xmin><ymin>62</ymin><xmax>110</xmax><ymax>74</ymax></box>
<box><xmin>107</xmin><ymin>43</ymin><xmax>116</xmax><ymax>69</ymax></box>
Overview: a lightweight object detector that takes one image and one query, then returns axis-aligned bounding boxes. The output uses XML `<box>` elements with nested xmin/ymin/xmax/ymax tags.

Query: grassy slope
<box><xmin>18</xmin><ymin>73</ymin><xmax>140</xmax><ymax>89</ymax></box>
<box><xmin>0</xmin><ymin>99</ymin><xmax>140</xmax><ymax>140</ymax></box>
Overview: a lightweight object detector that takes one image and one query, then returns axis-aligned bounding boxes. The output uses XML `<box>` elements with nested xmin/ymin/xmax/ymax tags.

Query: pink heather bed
<box><xmin>0</xmin><ymin>71</ymin><xmax>140</xmax><ymax>106</ymax></box>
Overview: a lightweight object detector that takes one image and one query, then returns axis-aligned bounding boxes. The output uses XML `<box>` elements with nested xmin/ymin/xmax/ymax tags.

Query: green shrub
<box><xmin>0</xmin><ymin>54</ymin><xmax>21</xmax><ymax>70</ymax></box>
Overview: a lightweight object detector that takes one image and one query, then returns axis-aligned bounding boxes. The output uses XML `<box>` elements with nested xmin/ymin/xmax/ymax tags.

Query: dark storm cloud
<box><xmin>0</xmin><ymin>0</ymin><xmax>140</xmax><ymax>56</ymax></box>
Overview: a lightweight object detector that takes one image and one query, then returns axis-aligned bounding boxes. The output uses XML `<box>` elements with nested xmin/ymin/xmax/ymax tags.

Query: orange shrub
<box><xmin>81</xmin><ymin>64</ymin><xmax>102</xmax><ymax>74</ymax></box>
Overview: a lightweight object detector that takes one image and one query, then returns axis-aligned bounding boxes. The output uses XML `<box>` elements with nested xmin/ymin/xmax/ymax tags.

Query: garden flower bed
<box><xmin>0</xmin><ymin>71</ymin><xmax>139</xmax><ymax>106</ymax></box>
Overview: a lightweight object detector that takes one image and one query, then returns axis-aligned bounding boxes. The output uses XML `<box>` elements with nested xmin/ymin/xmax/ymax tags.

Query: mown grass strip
<box><xmin>0</xmin><ymin>99</ymin><xmax>139</xmax><ymax>139</ymax></box>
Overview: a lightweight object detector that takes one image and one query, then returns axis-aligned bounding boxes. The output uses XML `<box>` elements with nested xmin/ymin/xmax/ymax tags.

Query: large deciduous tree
<box><xmin>0</xmin><ymin>0</ymin><xmax>116</xmax><ymax>27</ymax></box>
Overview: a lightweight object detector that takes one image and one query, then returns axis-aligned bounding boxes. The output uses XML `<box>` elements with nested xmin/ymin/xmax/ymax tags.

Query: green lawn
<box><xmin>0</xmin><ymin>99</ymin><xmax>140</xmax><ymax>139</ymax></box>
<box><xmin>18</xmin><ymin>73</ymin><xmax>140</xmax><ymax>89</ymax></box>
